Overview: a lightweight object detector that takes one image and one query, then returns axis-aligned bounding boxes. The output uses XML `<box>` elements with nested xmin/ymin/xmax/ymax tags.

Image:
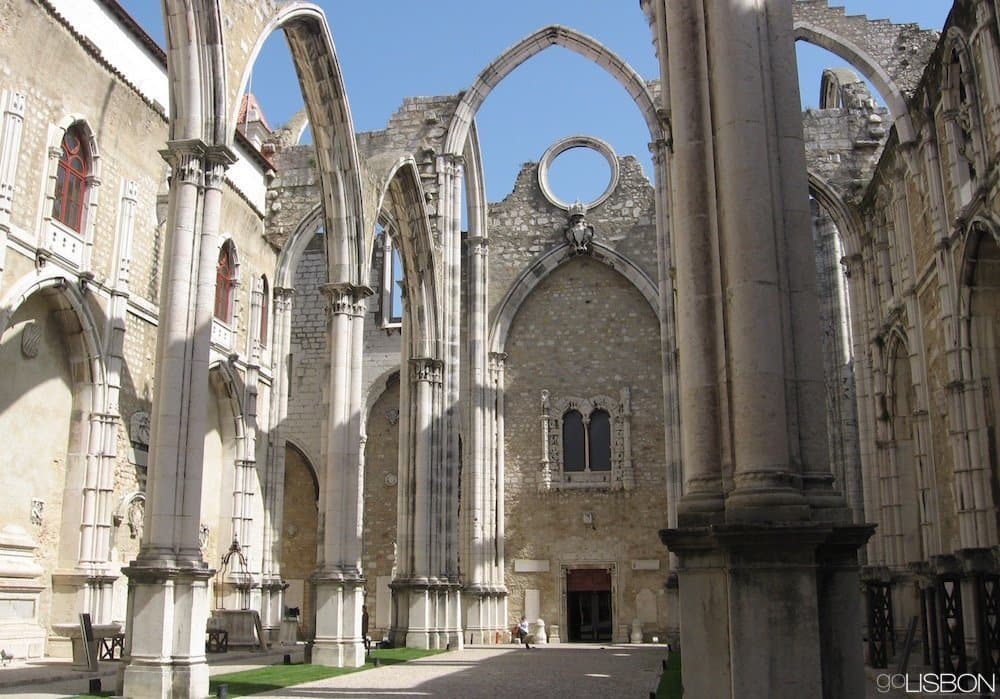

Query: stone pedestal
<box><xmin>0</xmin><ymin>525</ymin><xmax>45</xmax><ymax>658</ymax></box>
<box><xmin>661</xmin><ymin>522</ymin><xmax>871</xmax><ymax>699</ymax></box>
<box><xmin>390</xmin><ymin>580</ymin><xmax>463</xmax><ymax>650</ymax></box>
<box><xmin>311</xmin><ymin>576</ymin><xmax>364</xmax><ymax>668</ymax></box>
<box><xmin>119</xmin><ymin>562</ymin><xmax>214</xmax><ymax>699</ymax></box>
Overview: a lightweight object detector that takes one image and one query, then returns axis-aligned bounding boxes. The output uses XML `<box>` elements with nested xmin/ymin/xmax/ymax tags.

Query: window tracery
<box><xmin>539</xmin><ymin>388</ymin><xmax>634</xmax><ymax>491</ymax></box>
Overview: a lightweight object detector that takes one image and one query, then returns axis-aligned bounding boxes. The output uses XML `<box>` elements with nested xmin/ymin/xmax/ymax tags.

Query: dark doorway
<box><xmin>567</xmin><ymin>568</ymin><xmax>613</xmax><ymax>642</ymax></box>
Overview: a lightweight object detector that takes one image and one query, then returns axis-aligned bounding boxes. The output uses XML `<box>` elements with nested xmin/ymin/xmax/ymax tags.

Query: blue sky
<box><xmin>119</xmin><ymin>1</ymin><xmax>952</xmax><ymax>203</ymax></box>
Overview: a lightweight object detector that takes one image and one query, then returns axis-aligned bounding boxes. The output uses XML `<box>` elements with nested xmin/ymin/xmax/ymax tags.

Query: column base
<box><xmin>660</xmin><ymin>522</ymin><xmax>872</xmax><ymax>699</ymax></box>
<box><xmin>119</xmin><ymin>560</ymin><xmax>214</xmax><ymax>699</ymax></box>
<box><xmin>391</xmin><ymin>579</ymin><xmax>464</xmax><ymax>650</ymax></box>
<box><xmin>311</xmin><ymin>574</ymin><xmax>365</xmax><ymax>668</ymax></box>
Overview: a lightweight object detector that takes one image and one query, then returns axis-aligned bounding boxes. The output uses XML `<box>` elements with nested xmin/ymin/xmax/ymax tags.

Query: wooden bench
<box><xmin>206</xmin><ymin>629</ymin><xmax>229</xmax><ymax>653</ymax></box>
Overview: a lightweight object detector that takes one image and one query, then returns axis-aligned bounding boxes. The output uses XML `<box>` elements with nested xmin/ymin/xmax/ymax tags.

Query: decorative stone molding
<box><xmin>539</xmin><ymin>387</ymin><xmax>634</xmax><ymax>491</ymax></box>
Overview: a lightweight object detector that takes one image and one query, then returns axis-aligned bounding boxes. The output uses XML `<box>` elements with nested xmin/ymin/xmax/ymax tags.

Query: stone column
<box><xmin>311</xmin><ymin>283</ymin><xmax>368</xmax><ymax>668</ymax></box>
<box><xmin>651</xmin><ymin>1</ymin><xmax>871</xmax><ymax>696</ymax></box>
<box><xmin>439</xmin><ymin>155</ymin><xmax>464</xmax><ymax>650</ymax></box>
<box><xmin>261</xmin><ymin>287</ymin><xmax>294</xmax><ymax>635</ymax></box>
<box><xmin>120</xmin><ymin>141</ymin><xmax>234</xmax><ymax>699</ymax></box>
<box><xmin>0</xmin><ymin>90</ymin><xmax>25</xmax><ymax>287</ymax></box>
<box><xmin>74</xmin><ymin>180</ymin><xmax>141</xmax><ymax>623</ymax></box>
<box><xmin>463</xmin><ymin>234</ymin><xmax>491</xmax><ymax>644</ymax></box>
<box><xmin>660</xmin><ymin>0</ymin><xmax>725</xmax><ymax>523</ymax></box>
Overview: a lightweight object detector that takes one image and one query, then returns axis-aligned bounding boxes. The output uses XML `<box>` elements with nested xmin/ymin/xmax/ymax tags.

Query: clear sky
<box><xmin>118</xmin><ymin>1</ymin><xmax>952</xmax><ymax>203</ymax></box>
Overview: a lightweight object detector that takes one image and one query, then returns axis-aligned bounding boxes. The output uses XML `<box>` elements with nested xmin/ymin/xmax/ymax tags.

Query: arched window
<box><xmin>215</xmin><ymin>240</ymin><xmax>237</xmax><ymax>323</ymax></box>
<box><xmin>53</xmin><ymin>125</ymin><xmax>89</xmax><ymax>232</ymax></box>
<box><xmin>259</xmin><ymin>275</ymin><xmax>269</xmax><ymax>348</ymax></box>
<box><xmin>377</xmin><ymin>220</ymin><xmax>405</xmax><ymax>327</ymax></box>
<box><xmin>562</xmin><ymin>410</ymin><xmax>586</xmax><ymax>472</ymax></box>
<box><xmin>588</xmin><ymin>409</ymin><xmax>612</xmax><ymax>471</ymax></box>
<box><xmin>542</xmin><ymin>390</ymin><xmax>634</xmax><ymax>491</ymax></box>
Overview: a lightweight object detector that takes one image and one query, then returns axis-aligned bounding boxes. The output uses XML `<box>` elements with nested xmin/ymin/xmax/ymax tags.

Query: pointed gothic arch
<box><xmin>374</xmin><ymin>157</ymin><xmax>441</xmax><ymax>358</ymax></box>
<box><xmin>233</xmin><ymin>3</ymin><xmax>366</xmax><ymax>285</ymax></box>
<box><xmin>443</xmin><ymin>25</ymin><xmax>662</xmax><ymax>158</ymax></box>
<box><xmin>489</xmin><ymin>243</ymin><xmax>659</xmax><ymax>355</ymax></box>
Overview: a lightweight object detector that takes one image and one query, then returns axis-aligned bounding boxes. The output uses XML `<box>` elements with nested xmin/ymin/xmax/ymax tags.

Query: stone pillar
<box><xmin>261</xmin><ymin>287</ymin><xmax>294</xmax><ymax>635</ymax></box>
<box><xmin>0</xmin><ymin>90</ymin><xmax>25</xmax><ymax>287</ymax></box>
<box><xmin>311</xmin><ymin>283</ymin><xmax>368</xmax><ymax>668</ymax></box>
<box><xmin>120</xmin><ymin>141</ymin><xmax>234</xmax><ymax>698</ymax></box>
<box><xmin>463</xmin><ymin>235</ymin><xmax>491</xmax><ymax>644</ymax></box>
<box><xmin>650</xmin><ymin>1</ymin><xmax>872</xmax><ymax>696</ymax></box>
<box><xmin>660</xmin><ymin>0</ymin><xmax>725</xmax><ymax>524</ymax></box>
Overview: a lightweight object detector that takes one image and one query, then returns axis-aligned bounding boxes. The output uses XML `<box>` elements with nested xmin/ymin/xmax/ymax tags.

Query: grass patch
<box><xmin>655</xmin><ymin>650</ymin><xmax>682</xmax><ymax>699</ymax></box>
<box><xmin>207</xmin><ymin>647</ymin><xmax>442</xmax><ymax>698</ymax></box>
<box><xmin>71</xmin><ymin>648</ymin><xmax>443</xmax><ymax>699</ymax></box>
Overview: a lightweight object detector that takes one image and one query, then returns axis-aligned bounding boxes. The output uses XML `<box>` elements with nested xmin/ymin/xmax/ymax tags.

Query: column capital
<box><xmin>467</xmin><ymin>235</ymin><xmax>489</xmax><ymax>256</ymax></box>
<box><xmin>322</xmin><ymin>283</ymin><xmax>371</xmax><ymax>316</ymax></box>
<box><xmin>410</xmin><ymin>357</ymin><xmax>444</xmax><ymax>384</ymax></box>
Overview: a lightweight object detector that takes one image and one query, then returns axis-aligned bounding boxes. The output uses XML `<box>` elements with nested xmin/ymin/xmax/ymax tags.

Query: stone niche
<box><xmin>0</xmin><ymin>524</ymin><xmax>46</xmax><ymax>658</ymax></box>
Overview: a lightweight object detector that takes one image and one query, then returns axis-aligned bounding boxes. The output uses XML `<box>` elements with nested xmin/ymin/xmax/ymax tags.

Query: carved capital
<box><xmin>467</xmin><ymin>235</ymin><xmax>489</xmax><ymax>256</ymax></box>
<box><xmin>161</xmin><ymin>140</ymin><xmax>206</xmax><ymax>186</ymax></box>
<box><xmin>322</xmin><ymin>283</ymin><xmax>355</xmax><ymax>317</ymax></box>
<box><xmin>410</xmin><ymin>357</ymin><xmax>444</xmax><ymax>385</ymax></box>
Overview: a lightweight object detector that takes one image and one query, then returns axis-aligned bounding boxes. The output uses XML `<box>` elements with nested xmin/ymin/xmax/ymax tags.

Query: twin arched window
<box><xmin>540</xmin><ymin>390</ymin><xmax>634</xmax><ymax>491</ymax></box>
<box><xmin>561</xmin><ymin>408</ymin><xmax>611</xmax><ymax>472</ymax></box>
<box><xmin>53</xmin><ymin>125</ymin><xmax>89</xmax><ymax>233</ymax></box>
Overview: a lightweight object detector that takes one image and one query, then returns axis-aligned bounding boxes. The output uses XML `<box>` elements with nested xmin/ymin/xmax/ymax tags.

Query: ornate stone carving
<box><xmin>564</xmin><ymin>202</ymin><xmax>594</xmax><ymax>254</ymax></box>
<box><xmin>386</xmin><ymin>408</ymin><xmax>400</xmax><ymax>425</ymax></box>
<box><xmin>539</xmin><ymin>388</ymin><xmax>634</xmax><ymax>492</ymax></box>
<box><xmin>20</xmin><ymin>322</ymin><xmax>40</xmax><ymax>359</ymax></box>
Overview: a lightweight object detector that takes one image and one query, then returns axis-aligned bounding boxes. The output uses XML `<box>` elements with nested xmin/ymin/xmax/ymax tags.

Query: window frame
<box><xmin>539</xmin><ymin>389</ymin><xmax>634</xmax><ymax>491</ymax></box>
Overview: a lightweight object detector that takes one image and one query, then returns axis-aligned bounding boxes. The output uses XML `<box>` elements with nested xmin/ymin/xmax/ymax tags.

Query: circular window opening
<box><xmin>546</xmin><ymin>146</ymin><xmax>614</xmax><ymax>207</ymax></box>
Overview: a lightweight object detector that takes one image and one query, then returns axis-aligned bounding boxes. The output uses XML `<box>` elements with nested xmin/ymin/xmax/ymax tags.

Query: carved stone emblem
<box><xmin>386</xmin><ymin>408</ymin><xmax>400</xmax><ymax>425</ymax></box>
<box><xmin>564</xmin><ymin>202</ymin><xmax>594</xmax><ymax>254</ymax></box>
<box><xmin>20</xmin><ymin>322</ymin><xmax>40</xmax><ymax>359</ymax></box>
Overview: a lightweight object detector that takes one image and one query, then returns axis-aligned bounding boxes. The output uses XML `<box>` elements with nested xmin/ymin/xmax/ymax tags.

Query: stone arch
<box><xmin>790</xmin><ymin>1</ymin><xmax>939</xmax><ymax>143</ymax></box>
<box><xmin>375</xmin><ymin>157</ymin><xmax>441</xmax><ymax>359</ymax></box>
<box><xmin>0</xmin><ymin>272</ymin><xmax>111</xmax><ymax>638</ymax></box>
<box><xmin>205</xmin><ymin>360</ymin><xmax>252</xmax><ymax>576</ymax></box>
<box><xmin>489</xmin><ymin>243</ymin><xmax>659</xmax><ymax>355</ymax></box>
<box><xmin>443</xmin><ymin>25</ymin><xmax>663</xmax><ymax>158</ymax></box>
<box><xmin>233</xmin><ymin>3</ymin><xmax>366</xmax><ymax>285</ymax></box>
<box><xmin>285</xmin><ymin>439</ymin><xmax>320</xmax><ymax>501</ymax></box>
<box><xmin>276</xmin><ymin>204</ymin><xmax>324</xmax><ymax>290</ymax></box>
<box><xmin>162</xmin><ymin>0</ymin><xmax>228</xmax><ymax>143</ymax></box>
<box><xmin>808</xmin><ymin>171</ymin><xmax>862</xmax><ymax>257</ymax></box>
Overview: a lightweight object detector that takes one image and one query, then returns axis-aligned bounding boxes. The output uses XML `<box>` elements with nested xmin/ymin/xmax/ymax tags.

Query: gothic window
<box><xmin>378</xmin><ymin>220</ymin><xmax>404</xmax><ymax>327</ymax></box>
<box><xmin>540</xmin><ymin>389</ymin><xmax>634</xmax><ymax>491</ymax></box>
<box><xmin>588</xmin><ymin>409</ymin><xmax>612</xmax><ymax>471</ymax></box>
<box><xmin>53</xmin><ymin>125</ymin><xmax>89</xmax><ymax>232</ymax></box>
<box><xmin>939</xmin><ymin>38</ymin><xmax>984</xmax><ymax>210</ymax></box>
<box><xmin>259</xmin><ymin>275</ymin><xmax>269</xmax><ymax>348</ymax></box>
<box><xmin>214</xmin><ymin>240</ymin><xmax>237</xmax><ymax>323</ymax></box>
<box><xmin>562</xmin><ymin>410</ymin><xmax>586</xmax><ymax>471</ymax></box>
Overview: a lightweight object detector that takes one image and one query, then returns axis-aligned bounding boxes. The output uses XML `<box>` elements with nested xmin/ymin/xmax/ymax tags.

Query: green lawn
<box><xmin>72</xmin><ymin>647</ymin><xmax>443</xmax><ymax>699</ymax></box>
<box><xmin>655</xmin><ymin>650</ymin><xmax>682</xmax><ymax>699</ymax></box>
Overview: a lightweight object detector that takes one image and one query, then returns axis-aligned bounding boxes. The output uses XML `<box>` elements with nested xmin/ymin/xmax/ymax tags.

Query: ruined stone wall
<box><xmin>484</xmin><ymin>153</ymin><xmax>669</xmax><ymax>640</ymax></box>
